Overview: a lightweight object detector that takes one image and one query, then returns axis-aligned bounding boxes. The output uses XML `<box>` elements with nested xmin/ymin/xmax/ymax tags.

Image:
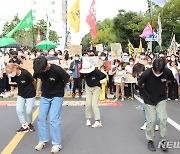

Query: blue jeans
<box><xmin>38</xmin><ymin>97</ymin><xmax>63</xmax><ymax>145</ymax></box>
<box><xmin>16</xmin><ymin>96</ymin><xmax>35</xmax><ymax>125</ymax></box>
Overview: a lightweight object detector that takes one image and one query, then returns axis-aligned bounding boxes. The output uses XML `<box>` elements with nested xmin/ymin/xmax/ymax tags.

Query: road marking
<box><xmin>1</xmin><ymin>108</ymin><xmax>39</xmax><ymax>154</ymax></box>
<box><xmin>134</xmin><ymin>95</ymin><xmax>180</xmax><ymax>132</ymax></box>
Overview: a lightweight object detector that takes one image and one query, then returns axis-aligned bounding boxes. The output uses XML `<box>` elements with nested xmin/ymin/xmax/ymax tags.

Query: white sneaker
<box><xmin>92</xmin><ymin>121</ymin><xmax>102</xmax><ymax>128</ymax></box>
<box><xmin>140</xmin><ymin>122</ymin><xmax>147</xmax><ymax>130</ymax></box>
<box><xmin>175</xmin><ymin>99</ymin><xmax>179</xmax><ymax>101</ymax></box>
<box><xmin>86</xmin><ymin>119</ymin><xmax>91</xmax><ymax>126</ymax></box>
<box><xmin>35</xmin><ymin>142</ymin><xmax>46</xmax><ymax>151</ymax></box>
<box><xmin>155</xmin><ymin>125</ymin><xmax>159</xmax><ymax>131</ymax></box>
<box><xmin>51</xmin><ymin>145</ymin><xmax>62</xmax><ymax>153</ymax></box>
<box><xmin>114</xmin><ymin>98</ymin><xmax>118</xmax><ymax>101</ymax></box>
<box><xmin>121</xmin><ymin>98</ymin><xmax>124</xmax><ymax>101</ymax></box>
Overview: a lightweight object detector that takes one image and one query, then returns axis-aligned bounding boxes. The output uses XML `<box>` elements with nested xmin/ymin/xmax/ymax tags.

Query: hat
<box><xmin>80</xmin><ymin>61</ymin><xmax>95</xmax><ymax>74</ymax></box>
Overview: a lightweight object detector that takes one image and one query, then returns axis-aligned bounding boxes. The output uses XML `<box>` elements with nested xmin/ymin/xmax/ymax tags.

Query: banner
<box><xmin>139</xmin><ymin>22</ymin><xmax>153</xmax><ymax>39</ymax></box>
<box><xmin>69</xmin><ymin>44</ymin><xmax>82</xmax><ymax>55</ymax></box>
<box><xmin>67</xmin><ymin>0</ymin><xmax>80</xmax><ymax>32</ymax></box>
<box><xmin>86</xmin><ymin>0</ymin><xmax>97</xmax><ymax>39</ymax></box>
<box><xmin>111</xmin><ymin>43</ymin><xmax>122</xmax><ymax>58</ymax></box>
<box><xmin>82</xmin><ymin>56</ymin><xmax>99</xmax><ymax>67</ymax></box>
<box><xmin>6</xmin><ymin>10</ymin><xmax>33</xmax><ymax>37</ymax></box>
<box><xmin>96</xmin><ymin>44</ymin><xmax>103</xmax><ymax>52</ymax></box>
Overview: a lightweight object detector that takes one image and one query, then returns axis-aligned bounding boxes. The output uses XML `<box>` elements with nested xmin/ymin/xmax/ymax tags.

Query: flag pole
<box><xmin>150</xmin><ymin>0</ymin><xmax>153</xmax><ymax>53</ymax></box>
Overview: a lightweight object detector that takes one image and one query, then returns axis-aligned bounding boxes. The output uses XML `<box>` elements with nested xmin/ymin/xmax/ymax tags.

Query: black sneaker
<box><xmin>16</xmin><ymin>126</ymin><xmax>29</xmax><ymax>134</ymax></box>
<box><xmin>148</xmin><ymin>140</ymin><xmax>156</xmax><ymax>151</ymax></box>
<box><xmin>160</xmin><ymin>140</ymin><xmax>168</xmax><ymax>152</ymax></box>
<box><xmin>28</xmin><ymin>123</ymin><xmax>35</xmax><ymax>132</ymax></box>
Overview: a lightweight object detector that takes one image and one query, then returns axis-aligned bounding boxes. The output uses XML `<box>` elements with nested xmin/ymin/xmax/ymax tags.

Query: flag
<box><xmin>128</xmin><ymin>40</ymin><xmax>135</xmax><ymax>56</ymax></box>
<box><xmin>6</xmin><ymin>10</ymin><xmax>33</xmax><ymax>37</ymax></box>
<box><xmin>139</xmin><ymin>38</ymin><xmax>143</xmax><ymax>52</ymax></box>
<box><xmin>152</xmin><ymin>0</ymin><xmax>166</xmax><ymax>7</ymax></box>
<box><xmin>157</xmin><ymin>13</ymin><xmax>162</xmax><ymax>47</ymax></box>
<box><xmin>145</xmin><ymin>32</ymin><xmax>158</xmax><ymax>42</ymax></box>
<box><xmin>36</xmin><ymin>29</ymin><xmax>41</xmax><ymax>44</ymax></box>
<box><xmin>67</xmin><ymin>0</ymin><xmax>80</xmax><ymax>32</ymax></box>
<box><xmin>140</xmin><ymin>22</ymin><xmax>154</xmax><ymax>39</ymax></box>
<box><xmin>86</xmin><ymin>0</ymin><xmax>97</xmax><ymax>39</ymax></box>
<box><xmin>90</xmin><ymin>44</ymin><xmax>93</xmax><ymax>50</ymax></box>
<box><xmin>168</xmin><ymin>34</ymin><xmax>177</xmax><ymax>55</ymax></box>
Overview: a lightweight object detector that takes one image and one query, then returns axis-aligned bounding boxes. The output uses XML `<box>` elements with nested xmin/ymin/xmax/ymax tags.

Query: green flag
<box><xmin>6</xmin><ymin>10</ymin><xmax>33</xmax><ymax>37</ymax></box>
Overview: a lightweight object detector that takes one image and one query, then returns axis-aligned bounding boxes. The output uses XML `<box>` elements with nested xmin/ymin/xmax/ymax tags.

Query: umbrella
<box><xmin>0</xmin><ymin>37</ymin><xmax>16</xmax><ymax>47</ymax></box>
<box><xmin>36</xmin><ymin>40</ymin><xmax>57</xmax><ymax>50</ymax></box>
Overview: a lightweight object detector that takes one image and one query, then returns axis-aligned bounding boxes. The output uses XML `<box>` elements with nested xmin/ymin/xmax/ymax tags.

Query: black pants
<box><xmin>108</xmin><ymin>75</ymin><xmax>113</xmax><ymax>92</ymax></box>
<box><xmin>168</xmin><ymin>81</ymin><xmax>178</xmax><ymax>100</ymax></box>
<box><xmin>73</xmin><ymin>78</ymin><xmax>82</xmax><ymax>94</ymax></box>
<box><xmin>125</xmin><ymin>83</ymin><xmax>135</xmax><ymax>98</ymax></box>
<box><xmin>0</xmin><ymin>73</ymin><xmax>7</xmax><ymax>93</ymax></box>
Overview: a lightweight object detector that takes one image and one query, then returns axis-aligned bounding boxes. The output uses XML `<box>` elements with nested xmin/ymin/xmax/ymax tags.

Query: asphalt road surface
<box><xmin>0</xmin><ymin>99</ymin><xmax>180</xmax><ymax>154</ymax></box>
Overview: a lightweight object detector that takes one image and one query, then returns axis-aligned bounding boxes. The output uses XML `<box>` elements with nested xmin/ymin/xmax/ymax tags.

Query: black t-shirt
<box><xmin>33</xmin><ymin>64</ymin><xmax>70</xmax><ymax>98</ymax></box>
<box><xmin>9</xmin><ymin>58</ymin><xmax>22</xmax><ymax>65</ymax></box>
<box><xmin>82</xmin><ymin>69</ymin><xmax>106</xmax><ymax>87</ymax></box>
<box><xmin>11</xmin><ymin>69</ymin><xmax>36</xmax><ymax>98</ymax></box>
<box><xmin>138</xmin><ymin>68</ymin><xmax>175</xmax><ymax>106</ymax></box>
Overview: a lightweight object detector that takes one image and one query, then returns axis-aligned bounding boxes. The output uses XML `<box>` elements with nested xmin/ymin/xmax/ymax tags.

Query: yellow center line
<box><xmin>1</xmin><ymin>107</ymin><xmax>39</xmax><ymax>154</ymax></box>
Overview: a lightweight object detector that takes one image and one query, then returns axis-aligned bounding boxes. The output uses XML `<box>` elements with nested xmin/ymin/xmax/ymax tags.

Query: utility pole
<box><xmin>64</xmin><ymin>0</ymin><xmax>68</xmax><ymax>49</ymax></box>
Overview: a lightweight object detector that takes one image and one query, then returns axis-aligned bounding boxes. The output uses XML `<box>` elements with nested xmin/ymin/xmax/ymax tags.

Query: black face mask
<box><xmin>13</xmin><ymin>56</ymin><xmax>17</xmax><ymax>59</ymax></box>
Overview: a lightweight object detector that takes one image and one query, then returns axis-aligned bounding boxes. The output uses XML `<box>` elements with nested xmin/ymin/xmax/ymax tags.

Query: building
<box><xmin>32</xmin><ymin>0</ymin><xmax>69</xmax><ymax>49</ymax></box>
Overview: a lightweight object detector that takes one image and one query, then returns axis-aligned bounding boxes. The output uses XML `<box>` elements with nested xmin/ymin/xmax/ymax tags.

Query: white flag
<box><xmin>157</xmin><ymin>13</ymin><xmax>162</xmax><ymax>47</ymax></box>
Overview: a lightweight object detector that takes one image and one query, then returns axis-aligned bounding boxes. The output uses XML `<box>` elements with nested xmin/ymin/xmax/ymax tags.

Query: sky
<box><xmin>0</xmin><ymin>0</ymin><xmax>148</xmax><ymax>45</ymax></box>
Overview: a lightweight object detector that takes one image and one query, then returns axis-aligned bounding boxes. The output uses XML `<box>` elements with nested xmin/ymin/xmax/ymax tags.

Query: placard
<box><xmin>125</xmin><ymin>73</ymin><xmax>137</xmax><ymax>83</ymax></box>
<box><xmin>69</xmin><ymin>44</ymin><xmax>82</xmax><ymax>55</ymax></box>
<box><xmin>82</xmin><ymin>56</ymin><xmax>99</xmax><ymax>67</ymax></box>
<box><xmin>111</xmin><ymin>43</ymin><xmax>122</xmax><ymax>58</ymax></box>
<box><xmin>96</xmin><ymin>44</ymin><xmax>104</xmax><ymax>52</ymax></box>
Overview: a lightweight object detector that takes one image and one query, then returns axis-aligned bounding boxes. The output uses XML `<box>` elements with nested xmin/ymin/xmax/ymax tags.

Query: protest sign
<box><xmin>69</xmin><ymin>44</ymin><xmax>82</xmax><ymax>55</ymax></box>
<box><xmin>82</xmin><ymin>56</ymin><xmax>99</xmax><ymax>67</ymax></box>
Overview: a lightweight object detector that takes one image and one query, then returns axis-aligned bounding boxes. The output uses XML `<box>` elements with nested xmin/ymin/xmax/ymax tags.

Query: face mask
<box><xmin>101</xmin><ymin>57</ymin><xmax>105</xmax><ymax>61</ymax></box>
<box><xmin>75</xmin><ymin>57</ymin><xmax>79</xmax><ymax>61</ymax></box>
<box><xmin>167</xmin><ymin>57</ymin><xmax>171</xmax><ymax>61</ymax></box>
<box><xmin>37</xmin><ymin>52</ymin><xmax>41</xmax><ymax>56</ymax></box>
<box><xmin>152</xmin><ymin>70</ymin><xmax>163</xmax><ymax>77</ymax></box>
<box><xmin>24</xmin><ymin>51</ymin><xmax>28</xmax><ymax>55</ymax></box>
<box><xmin>150</xmin><ymin>55</ymin><xmax>154</xmax><ymax>59</ymax></box>
<box><xmin>130</xmin><ymin>62</ymin><xmax>134</xmax><ymax>65</ymax></box>
<box><xmin>159</xmin><ymin>54</ymin><xmax>164</xmax><ymax>58</ymax></box>
<box><xmin>13</xmin><ymin>56</ymin><xmax>17</xmax><ymax>59</ymax></box>
<box><xmin>137</xmin><ymin>54</ymin><xmax>140</xmax><ymax>57</ymax></box>
<box><xmin>49</xmin><ymin>51</ymin><xmax>55</xmax><ymax>55</ymax></box>
<box><xmin>30</xmin><ymin>55</ymin><xmax>35</xmax><ymax>59</ymax></box>
<box><xmin>9</xmin><ymin>72</ymin><xmax>16</xmax><ymax>77</ymax></box>
<box><xmin>118</xmin><ymin>67</ymin><xmax>122</xmax><ymax>71</ymax></box>
<box><xmin>171</xmin><ymin>58</ymin><xmax>176</xmax><ymax>61</ymax></box>
<box><xmin>141</xmin><ymin>56</ymin><xmax>146</xmax><ymax>59</ymax></box>
<box><xmin>18</xmin><ymin>53</ymin><xmax>22</xmax><ymax>56</ymax></box>
<box><xmin>115</xmin><ymin>64</ymin><xmax>119</xmax><ymax>67</ymax></box>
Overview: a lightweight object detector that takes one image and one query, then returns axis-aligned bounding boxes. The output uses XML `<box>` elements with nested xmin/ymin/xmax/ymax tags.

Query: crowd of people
<box><xmin>0</xmin><ymin>47</ymin><xmax>180</xmax><ymax>153</ymax></box>
<box><xmin>0</xmin><ymin>48</ymin><xmax>179</xmax><ymax>101</ymax></box>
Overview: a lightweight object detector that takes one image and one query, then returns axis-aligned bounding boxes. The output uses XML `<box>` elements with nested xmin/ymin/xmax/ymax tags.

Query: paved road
<box><xmin>0</xmin><ymin>99</ymin><xmax>180</xmax><ymax>154</ymax></box>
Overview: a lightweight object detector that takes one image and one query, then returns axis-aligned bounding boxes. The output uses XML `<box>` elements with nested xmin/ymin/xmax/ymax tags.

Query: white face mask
<box><xmin>101</xmin><ymin>57</ymin><xmax>105</xmax><ymax>61</ymax></box>
<box><xmin>49</xmin><ymin>51</ymin><xmax>55</xmax><ymax>55</ymax></box>
<box><xmin>30</xmin><ymin>55</ymin><xmax>35</xmax><ymax>59</ymax></box>
<box><xmin>18</xmin><ymin>53</ymin><xmax>23</xmax><ymax>56</ymax></box>
<box><xmin>24</xmin><ymin>51</ymin><xmax>28</xmax><ymax>55</ymax></box>
<box><xmin>130</xmin><ymin>62</ymin><xmax>134</xmax><ymax>65</ymax></box>
<box><xmin>37</xmin><ymin>52</ymin><xmax>41</xmax><ymax>56</ymax></box>
<box><xmin>118</xmin><ymin>67</ymin><xmax>122</xmax><ymax>71</ymax></box>
<box><xmin>171</xmin><ymin>58</ymin><xmax>176</xmax><ymax>61</ymax></box>
<box><xmin>9</xmin><ymin>72</ymin><xmax>16</xmax><ymax>77</ymax></box>
<box><xmin>150</xmin><ymin>55</ymin><xmax>154</xmax><ymax>59</ymax></box>
<box><xmin>152</xmin><ymin>70</ymin><xmax>163</xmax><ymax>77</ymax></box>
